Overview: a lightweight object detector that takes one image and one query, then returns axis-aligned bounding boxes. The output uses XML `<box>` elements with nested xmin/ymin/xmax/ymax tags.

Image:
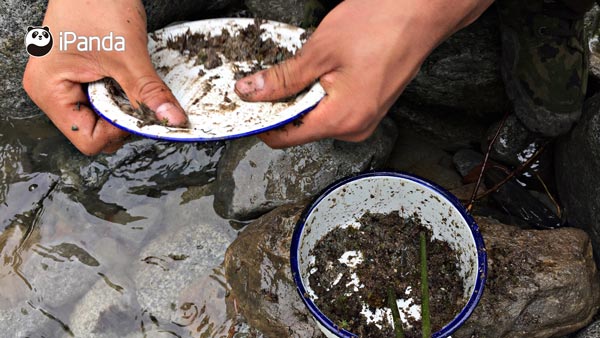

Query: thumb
<box><xmin>115</xmin><ymin>66</ymin><xmax>188</xmax><ymax>127</ymax></box>
<box><xmin>234</xmin><ymin>50</ymin><xmax>322</xmax><ymax>102</ymax></box>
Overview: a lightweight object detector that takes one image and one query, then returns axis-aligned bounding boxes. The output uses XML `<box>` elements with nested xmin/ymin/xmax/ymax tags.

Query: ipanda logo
<box><xmin>59</xmin><ymin>32</ymin><xmax>126</xmax><ymax>52</ymax></box>
<box><xmin>25</xmin><ymin>26</ymin><xmax>125</xmax><ymax>57</ymax></box>
<box><xmin>25</xmin><ymin>26</ymin><xmax>53</xmax><ymax>57</ymax></box>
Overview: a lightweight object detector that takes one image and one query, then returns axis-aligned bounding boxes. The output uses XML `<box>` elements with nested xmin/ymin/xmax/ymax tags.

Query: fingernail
<box><xmin>155</xmin><ymin>102</ymin><xmax>188</xmax><ymax>126</ymax></box>
<box><xmin>235</xmin><ymin>74</ymin><xmax>264</xmax><ymax>97</ymax></box>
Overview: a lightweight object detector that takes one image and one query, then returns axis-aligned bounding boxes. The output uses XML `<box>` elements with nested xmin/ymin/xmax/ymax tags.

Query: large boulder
<box><xmin>224</xmin><ymin>203</ymin><xmax>324</xmax><ymax>338</ymax></box>
<box><xmin>388</xmin><ymin>101</ymin><xmax>489</xmax><ymax>152</ymax></box>
<box><xmin>213</xmin><ymin>119</ymin><xmax>397</xmax><ymax>221</ymax></box>
<box><xmin>244</xmin><ymin>0</ymin><xmax>333</xmax><ymax>27</ymax></box>
<box><xmin>401</xmin><ymin>9</ymin><xmax>506</xmax><ymax>119</ymax></box>
<box><xmin>556</xmin><ymin>93</ymin><xmax>600</xmax><ymax>265</ymax></box>
<box><xmin>225</xmin><ymin>204</ymin><xmax>599</xmax><ymax>338</ymax></box>
<box><xmin>454</xmin><ymin>218</ymin><xmax>600</xmax><ymax>338</ymax></box>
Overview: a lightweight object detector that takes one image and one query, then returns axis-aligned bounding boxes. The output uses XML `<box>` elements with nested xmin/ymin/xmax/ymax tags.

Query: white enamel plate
<box><xmin>87</xmin><ymin>18</ymin><xmax>325</xmax><ymax>142</ymax></box>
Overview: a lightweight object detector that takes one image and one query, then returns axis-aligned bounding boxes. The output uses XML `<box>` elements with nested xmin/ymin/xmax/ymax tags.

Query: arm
<box><xmin>235</xmin><ymin>0</ymin><xmax>495</xmax><ymax>148</ymax></box>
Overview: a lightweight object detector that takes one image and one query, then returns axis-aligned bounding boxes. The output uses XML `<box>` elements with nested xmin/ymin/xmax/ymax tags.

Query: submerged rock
<box><xmin>556</xmin><ymin>93</ymin><xmax>600</xmax><ymax>266</ymax></box>
<box><xmin>134</xmin><ymin>195</ymin><xmax>235</xmax><ymax>323</ymax></box>
<box><xmin>225</xmin><ymin>204</ymin><xmax>599</xmax><ymax>338</ymax></box>
<box><xmin>576</xmin><ymin>319</ymin><xmax>600</xmax><ymax>338</ymax></box>
<box><xmin>69</xmin><ymin>280</ymin><xmax>141</xmax><ymax>338</ymax></box>
<box><xmin>213</xmin><ymin>119</ymin><xmax>397</xmax><ymax>221</ymax></box>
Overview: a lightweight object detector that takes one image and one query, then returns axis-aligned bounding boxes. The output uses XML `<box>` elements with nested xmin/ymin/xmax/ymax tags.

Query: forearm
<box><xmin>394</xmin><ymin>0</ymin><xmax>495</xmax><ymax>62</ymax></box>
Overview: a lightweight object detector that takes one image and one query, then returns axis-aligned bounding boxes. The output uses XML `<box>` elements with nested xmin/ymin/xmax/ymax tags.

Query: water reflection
<box><xmin>0</xmin><ymin>116</ymin><xmax>247</xmax><ymax>337</ymax></box>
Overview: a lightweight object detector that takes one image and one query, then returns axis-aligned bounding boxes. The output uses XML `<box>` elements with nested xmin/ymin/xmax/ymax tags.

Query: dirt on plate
<box><xmin>107</xmin><ymin>19</ymin><xmax>303</xmax><ymax>128</ymax></box>
<box><xmin>308</xmin><ymin>211</ymin><xmax>467</xmax><ymax>338</ymax></box>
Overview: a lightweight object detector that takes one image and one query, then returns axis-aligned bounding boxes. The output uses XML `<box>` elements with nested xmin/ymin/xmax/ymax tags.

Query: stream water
<box><xmin>0</xmin><ymin>115</ymin><xmax>251</xmax><ymax>337</ymax></box>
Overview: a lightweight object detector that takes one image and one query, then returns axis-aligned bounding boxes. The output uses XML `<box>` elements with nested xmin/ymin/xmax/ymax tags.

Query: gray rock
<box><xmin>483</xmin><ymin>114</ymin><xmax>543</xmax><ymax>167</ymax></box>
<box><xmin>69</xmin><ymin>280</ymin><xmax>140</xmax><ymax>338</ymax></box>
<box><xmin>17</xmin><ymin>240</ymin><xmax>104</xmax><ymax>309</ymax></box>
<box><xmin>33</xmin><ymin>138</ymin><xmax>224</xmax><ymax>223</ymax></box>
<box><xmin>386</xmin><ymin>127</ymin><xmax>462</xmax><ymax>190</ymax></box>
<box><xmin>586</xmin><ymin>5</ymin><xmax>600</xmax><ymax>80</ymax></box>
<box><xmin>454</xmin><ymin>218</ymin><xmax>600</xmax><ymax>338</ymax></box>
<box><xmin>556</xmin><ymin>93</ymin><xmax>600</xmax><ymax>265</ymax></box>
<box><xmin>452</xmin><ymin>149</ymin><xmax>483</xmax><ymax>178</ymax></box>
<box><xmin>389</xmin><ymin>102</ymin><xmax>488</xmax><ymax>152</ymax></box>
<box><xmin>77</xmin><ymin>139</ymin><xmax>223</xmax><ymax>192</ymax></box>
<box><xmin>0</xmin><ymin>305</ymin><xmax>61</xmax><ymax>338</ymax></box>
<box><xmin>245</xmin><ymin>0</ymin><xmax>308</xmax><ymax>26</ymax></box>
<box><xmin>142</xmin><ymin>0</ymin><xmax>234</xmax><ymax>31</ymax></box>
<box><xmin>223</xmin><ymin>203</ymin><xmax>324</xmax><ymax>338</ymax></box>
<box><xmin>576</xmin><ymin>319</ymin><xmax>600</xmax><ymax>338</ymax></box>
<box><xmin>402</xmin><ymin>9</ymin><xmax>506</xmax><ymax>119</ymax></box>
<box><xmin>0</xmin><ymin>0</ymin><xmax>234</xmax><ymax>119</ymax></box>
<box><xmin>213</xmin><ymin>118</ymin><xmax>397</xmax><ymax>220</ymax></box>
<box><xmin>0</xmin><ymin>171</ymin><xmax>59</xmax><ymax>229</ymax></box>
<box><xmin>135</xmin><ymin>195</ymin><xmax>235</xmax><ymax>322</ymax></box>
<box><xmin>0</xmin><ymin>0</ymin><xmax>46</xmax><ymax>118</ymax></box>
<box><xmin>225</xmin><ymin>204</ymin><xmax>600</xmax><ymax>338</ymax></box>
<box><xmin>244</xmin><ymin>0</ymin><xmax>330</xmax><ymax>27</ymax></box>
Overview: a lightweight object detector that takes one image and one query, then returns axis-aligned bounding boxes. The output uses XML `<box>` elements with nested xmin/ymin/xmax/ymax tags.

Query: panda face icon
<box><xmin>25</xmin><ymin>26</ymin><xmax>53</xmax><ymax>57</ymax></box>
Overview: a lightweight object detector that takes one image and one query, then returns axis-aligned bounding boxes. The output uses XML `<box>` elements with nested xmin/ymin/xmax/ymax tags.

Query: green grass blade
<box><xmin>387</xmin><ymin>288</ymin><xmax>405</xmax><ymax>338</ymax></box>
<box><xmin>420</xmin><ymin>231</ymin><xmax>431</xmax><ymax>338</ymax></box>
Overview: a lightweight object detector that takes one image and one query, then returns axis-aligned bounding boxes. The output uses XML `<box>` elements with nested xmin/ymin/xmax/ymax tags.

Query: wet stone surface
<box><xmin>2</xmin><ymin>2</ymin><xmax>600</xmax><ymax>336</ymax></box>
<box><xmin>225</xmin><ymin>204</ymin><xmax>600</xmax><ymax>338</ymax></box>
<box><xmin>0</xmin><ymin>118</ymin><xmax>246</xmax><ymax>337</ymax></box>
<box><xmin>213</xmin><ymin>118</ymin><xmax>397</xmax><ymax>221</ymax></box>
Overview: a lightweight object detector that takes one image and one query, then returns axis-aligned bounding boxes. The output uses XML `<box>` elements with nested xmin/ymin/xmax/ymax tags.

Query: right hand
<box><xmin>23</xmin><ymin>0</ymin><xmax>188</xmax><ymax>155</ymax></box>
<box><xmin>235</xmin><ymin>0</ymin><xmax>493</xmax><ymax>148</ymax></box>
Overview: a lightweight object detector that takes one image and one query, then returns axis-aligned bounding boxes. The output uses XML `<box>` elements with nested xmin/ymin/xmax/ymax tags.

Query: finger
<box><xmin>114</xmin><ymin>58</ymin><xmax>189</xmax><ymax>127</ymax></box>
<box><xmin>257</xmin><ymin>70</ymin><xmax>381</xmax><ymax>148</ymax></box>
<box><xmin>34</xmin><ymin>80</ymin><xmax>129</xmax><ymax>156</ymax></box>
<box><xmin>234</xmin><ymin>43</ymin><xmax>328</xmax><ymax>102</ymax></box>
<box><xmin>101</xmin><ymin>135</ymin><xmax>128</xmax><ymax>154</ymax></box>
<box><xmin>257</xmin><ymin>95</ymin><xmax>347</xmax><ymax>148</ymax></box>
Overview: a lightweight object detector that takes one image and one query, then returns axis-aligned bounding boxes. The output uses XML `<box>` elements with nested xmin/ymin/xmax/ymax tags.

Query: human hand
<box><xmin>235</xmin><ymin>0</ymin><xmax>494</xmax><ymax>148</ymax></box>
<box><xmin>23</xmin><ymin>0</ymin><xmax>188</xmax><ymax>155</ymax></box>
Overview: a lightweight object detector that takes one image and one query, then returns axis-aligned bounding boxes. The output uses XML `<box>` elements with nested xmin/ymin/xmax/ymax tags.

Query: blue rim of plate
<box><xmin>290</xmin><ymin>171</ymin><xmax>487</xmax><ymax>338</ymax></box>
<box><xmin>86</xmin><ymin>18</ymin><xmax>324</xmax><ymax>143</ymax></box>
<box><xmin>87</xmin><ymin>90</ymin><xmax>321</xmax><ymax>143</ymax></box>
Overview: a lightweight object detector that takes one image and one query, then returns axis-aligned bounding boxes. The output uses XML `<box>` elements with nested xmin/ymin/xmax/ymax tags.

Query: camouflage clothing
<box><xmin>497</xmin><ymin>0</ymin><xmax>595</xmax><ymax>137</ymax></box>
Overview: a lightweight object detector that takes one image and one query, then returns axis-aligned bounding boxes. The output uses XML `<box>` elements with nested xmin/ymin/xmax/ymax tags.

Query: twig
<box><xmin>534</xmin><ymin>172</ymin><xmax>562</xmax><ymax>218</ymax></box>
<box><xmin>467</xmin><ymin>112</ymin><xmax>510</xmax><ymax>212</ymax></box>
<box><xmin>420</xmin><ymin>232</ymin><xmax>431</xmax><ymax>338</ymax></box>
<box><xmin>473</xmin><ymin>140</ymin><xmax>550</xmax><ymax>201</ymax></box>
<box><xmin>387</xmin><ymin>288</ymin><xmax>405</xmax><ymax>338</ymax></box>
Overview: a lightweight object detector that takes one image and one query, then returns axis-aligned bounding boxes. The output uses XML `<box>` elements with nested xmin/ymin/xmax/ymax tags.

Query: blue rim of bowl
<box><xmin>87</xmin><ymin>88</ymin><xmax>321</xmax><ymax>143</ymax></box>
<box><xmin>290</xmin><ymin>170</ymin><xmax>487</xmax><ymax>338</ymax></box>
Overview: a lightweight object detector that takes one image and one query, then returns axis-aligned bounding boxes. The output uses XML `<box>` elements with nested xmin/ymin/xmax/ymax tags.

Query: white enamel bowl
<box><xmin>290</xmin><ymin>171</ymin><xmax>487</xmax><ymax>338</ymax></box>
<box><xmin>87</xmin><ymin>18</ymin><xmax>325</xmax><ymax>142</ymax></box>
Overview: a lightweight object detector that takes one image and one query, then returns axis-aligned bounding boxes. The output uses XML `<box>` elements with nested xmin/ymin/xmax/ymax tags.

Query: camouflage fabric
<box><xmin>497</xmin><ymin>0</ymin><xmax>594</xmax><ymax>137</ymax></box>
